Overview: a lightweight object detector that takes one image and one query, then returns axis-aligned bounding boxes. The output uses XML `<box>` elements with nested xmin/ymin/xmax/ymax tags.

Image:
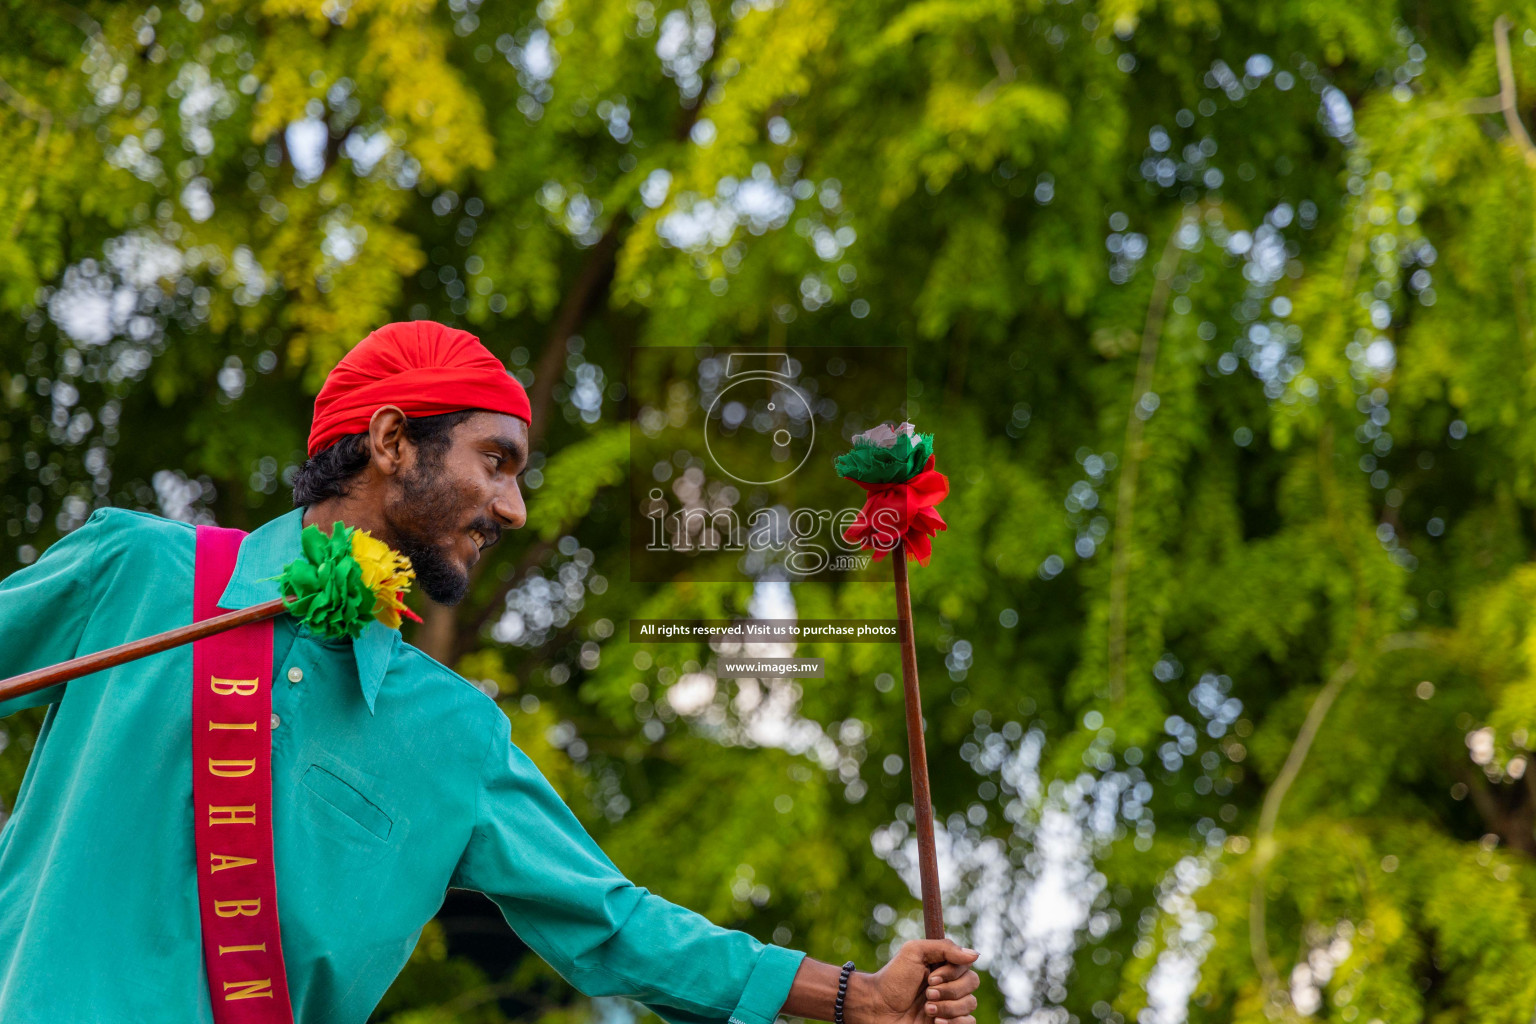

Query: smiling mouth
<box><xmin>468</xmin><ymin>528</ymin><xmax>487</xmax><ymax>551</ymax></box>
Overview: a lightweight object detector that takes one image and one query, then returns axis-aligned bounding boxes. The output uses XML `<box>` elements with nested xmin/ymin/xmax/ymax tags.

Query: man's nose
<box><xmin>491</xmin><ymin>479</ymin><xmax>526</xmax><ymax>531</ymax></box>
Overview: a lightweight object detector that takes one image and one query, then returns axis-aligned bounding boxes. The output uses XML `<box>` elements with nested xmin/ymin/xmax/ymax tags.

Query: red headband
<box><xmin>306</xmin><ymin>321</ymin><xmax>531</xmax><ymax>457</ymax></box>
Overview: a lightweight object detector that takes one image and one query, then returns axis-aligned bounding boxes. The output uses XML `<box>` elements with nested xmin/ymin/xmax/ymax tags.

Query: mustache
<box><xmin>468</xmin><ymin>518</ymin><xmax>502</xmax><ymax>550</ymax></box>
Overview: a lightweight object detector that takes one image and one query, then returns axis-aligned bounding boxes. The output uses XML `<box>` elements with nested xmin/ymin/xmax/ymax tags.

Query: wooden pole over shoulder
<box><xmin>0</xmin><ymin>598</ymin><xmax>289</xmax><ymax>702</ymax></box>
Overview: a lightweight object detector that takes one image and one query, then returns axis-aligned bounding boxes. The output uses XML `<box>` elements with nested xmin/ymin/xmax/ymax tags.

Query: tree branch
<box><xmin>524</xmin><ymin>222</ymin><xmax>624</xmax><ymax>453</ymax></box>
<box><xmin>1494</xmin><ymin>15</ymin><xmax>1536</xmax><ymax>164</ymax></box>
<box><xmin>1106</xmin><ymin>204</ymin><xmax>1201</xmax><ymax>705</ymax></box>
<box><xmin>1247</xmin><ymin>632</ymin><xmax>1441</xmax><ymax>1007</ymax></box>
<box><xmin>0</xmin><ymin>76</ymin><xmax>56</xmax><ymax>127</ymax></box>
<box><xmin>977</xmin><ymin>40</ymin><xmax>1018</xmax><ymax>102</ymax></box>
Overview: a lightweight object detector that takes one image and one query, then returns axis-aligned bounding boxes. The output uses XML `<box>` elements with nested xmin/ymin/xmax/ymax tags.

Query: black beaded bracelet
<box><xmin>834</xmin><ymin>960</ymin><xmax>856</xmax><ymax>1024</ymax></box>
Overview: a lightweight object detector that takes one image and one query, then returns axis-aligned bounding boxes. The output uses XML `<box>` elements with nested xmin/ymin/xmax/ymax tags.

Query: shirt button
<box><xmin>271</xmin><ymin>713</ymin><xmax>281</xmax><ymax>730</ymax></box>
<box><xmin>287</xmin><ymin>667</ymin><xmax>304</xmax><ymax>684</ymax></box>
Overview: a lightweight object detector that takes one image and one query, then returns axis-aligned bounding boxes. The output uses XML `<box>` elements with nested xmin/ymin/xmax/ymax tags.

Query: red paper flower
<box><xmin>842</xmin><ymin>455</ymin><xmax>950</xmax><ymax>565</ymax></box>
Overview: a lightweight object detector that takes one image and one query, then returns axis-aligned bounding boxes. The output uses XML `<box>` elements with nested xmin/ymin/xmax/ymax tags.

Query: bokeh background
<box><xmin>4</xmin><ymin>1</ymin><xmax>1536</xmax><ymax>1021</ymax></box>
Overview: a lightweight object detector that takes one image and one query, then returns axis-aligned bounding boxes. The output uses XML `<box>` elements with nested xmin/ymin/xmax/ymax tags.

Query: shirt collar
<box><xmin>217</xmin><ymin>506</ymin><xmax>399</xmax><ymax>715</ymax></box>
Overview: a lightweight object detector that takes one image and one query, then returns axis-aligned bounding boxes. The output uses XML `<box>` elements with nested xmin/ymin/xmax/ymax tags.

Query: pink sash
<box><xmin>192</xmin><ymin>526</ymin><xmax>294</xmax><ymax>1022</ymax></box>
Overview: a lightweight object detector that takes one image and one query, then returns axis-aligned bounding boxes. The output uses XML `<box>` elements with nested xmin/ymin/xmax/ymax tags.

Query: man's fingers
<box><xmin>925</xmin><ymin>970</ymin><xmax>980</xmax><ymax>1002</ymax></box>
<box><xmin>926</xmin><ymin>964</ymin><xmax>961</xmax><ymax>986</ymax></box>
<box><xmin>906</xmin><ymin>938</ymin><xmax>980</xmax><ymax>968</ymax></box>
<box><xmin>934</xmin><ymin>1017</ymin><xmax>976</xmax><ymax>1024</ymax></box>
<box><xmin>924</xmin><ymin>993</ymin><xmax>978</xmax><ymax>1019</ymax></box>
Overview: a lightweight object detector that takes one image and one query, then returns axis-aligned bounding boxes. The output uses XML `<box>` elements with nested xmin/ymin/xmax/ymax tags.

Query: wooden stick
<box><xmin>893</xmin><ymin>541</ymin><xmax>945</xmax><ymax>940</ymax></box>
<box><xmin>0</xmin><ymin>597</ymin><xmax>289</xmax><ymax>702</ymax></box>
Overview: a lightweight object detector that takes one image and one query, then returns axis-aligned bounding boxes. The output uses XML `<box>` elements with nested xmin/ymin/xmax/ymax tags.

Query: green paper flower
<box><xmin>834</xmin><ymin>424</ymin><xmax>935</xmax><ymax>484</ymax></box>
<box><xmin>276</xmin><ymin>523</ymin><xmax>378</xmax><ymax>640</ymax></box>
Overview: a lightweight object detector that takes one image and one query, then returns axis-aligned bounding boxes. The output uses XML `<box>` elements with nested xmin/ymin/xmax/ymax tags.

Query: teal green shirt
<box><xmin>0</xmin><ymin>507</ymin><xmax>804</xmax><ymax>1023</ymax></box>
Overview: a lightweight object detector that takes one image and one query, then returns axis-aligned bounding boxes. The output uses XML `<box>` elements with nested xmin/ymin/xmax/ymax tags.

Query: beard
<box><xmin>396</xmin><ymin>528</ymin><xmax>470</xmax><ymax>606</ymax></box>
<box><xmin>388</xmin><ymin>457</ymin><xmax>501</xmax><ymax>606</ymax></box>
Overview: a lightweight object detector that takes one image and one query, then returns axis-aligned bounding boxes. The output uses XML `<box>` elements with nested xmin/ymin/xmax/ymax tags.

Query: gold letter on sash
<box><xmin>223</xmin><ymin>979</ymin><xmax>274</xmax><ymax>1001</ymax></box>
<box><xmin>218</xmin><ymin>943</ymin><xmax>267</xmax><ymax>955</ymax></box>
<box><xmin>210</xmin><ymin>676</ymin><xmax>260</xmax><ymax>697</ymax></box>
<box><xmin>209</xmin><ymin>852</ymin><xmax>259</xmax><ymax>874</ymax></box>
<box><xmin>208</xmin><ymin>758</ymin><xmax>257</xmax><ymax>778</ymax></box>
<box><xmin>214</xmin><ymin>898</ymin><xmax>262</xmax><ymax>918</ymax></box>
<box><xmin>208</xmin><ymin>805</ymin><xmax>258</xmax><ymax>826</ymax></box>
<box><xmin>209</xmin><ymin>721</ymin><xmax>258</xmax><ymax>731</ymax></box>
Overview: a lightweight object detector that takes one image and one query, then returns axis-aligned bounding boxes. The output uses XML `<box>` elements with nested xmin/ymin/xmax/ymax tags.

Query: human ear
<box><xmin>367</xmin><ymin>406</ymin><xmax>410</xmax><ymax>476</ymax></box>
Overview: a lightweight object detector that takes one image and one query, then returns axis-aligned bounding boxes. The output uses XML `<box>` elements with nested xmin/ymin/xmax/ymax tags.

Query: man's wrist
<box><xmin>781</xmin><ymin>956</ymin><xmax>883</xmax><ymax>1023</ymax></box>
<box><xmin>842</xmin><ymin>969</ymin><xmax>879</xmax><ymax>1024</ymax></box>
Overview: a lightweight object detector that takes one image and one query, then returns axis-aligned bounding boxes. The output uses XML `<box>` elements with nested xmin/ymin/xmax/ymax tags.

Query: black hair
<box><xmin>291</xmin><ymin>410</ymin><xmax>476</xmax><ymax>507</ymax></box>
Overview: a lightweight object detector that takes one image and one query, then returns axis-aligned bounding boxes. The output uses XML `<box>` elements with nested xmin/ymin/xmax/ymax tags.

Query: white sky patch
<box><xmin>1140</xmin><ymin>856</ymin><xmax>1217</xmax><ymax>1024</ymax></box>
<box><xmin>494</xmin><ymin>21</ymin><xmax>560</xmax><ymax>117</ymax></box>
<box><xmin>878</xmin><ymin>733</ymin><xmax>1118</xmax><ymax>1019</ymax></box>
<box><xmin>152</xmin><ymin>469</ymin><xmax>216</xmax><ymax>524</ymax></box>
<box><xmin>639</xmin><ymin>168</ymin><xmax>672</xmax><ymax>209</ymax></box>
<box><xmin>516</xmin><ymin>28</ymin><xmax>558</xmax><ymax>83</ymax></box>
<box><xmin>873</xmin><ymin>728</ymin><xmax>1142</xmax><ymax>1022</ymax></box>
<box><xmin>656</xmin><ymin>0</ymin><xmax>714</xmax><ymax>99</ymax></box>
<box><xmin>667</xmin><ymin>672</ymin><xmax>717</xmax><ymax>716</ymax></box>
<box><xmin>568</xmin><ymin>360</ymin><xmax>605</xmax><ymax>424</ymax></box>
<box><xmin>657</xmin><ymin>197</ymin><xmax>739</xmax><ymax>251</ymax></box>
<box><xmin>748</xmin><ymin>578</ymin><xmax>794</xmax><ymax>620</ymax></box>
<box><xmin>1202</xmin><ymin>202</ymin><xmax>1307</xmax><ymax>397</ymax></box>
<box><xmin>228</xmin><ymin>245</ymin><xmax>271</xmax><ymax>307</ymax></box>
<box><xmin>490</xmin><ymin>550</ymin><xmax>595</xmax><ymax>648</ymax></box>
<box><xmin>727</xmin><ymin>579</ymin><xmax>822</xmax><ymax>751</ymax></box>
<box><xmin>217</xmin><ymin>357</ymin><xmax>245</xmax><ymax>400</ymax></box>
<box><xmin>563</xmin><ymin>192</ymin><xmax>602</xmax><ymax>245</ymax></box>
<box><xmin>47</xmin><ymin>233</ymin><xmax>183</xmax><ymax>348</ymax></box>
<box><xmin>321</xmin><ymin>216</ymin><xmax>366</xmax><ymax>267</ymax></box>
<box><xmin>1289</xmin><ymin>924</ymin><xmax>1353</xmax><ymax>1016</ymax></box>
<box><xmin>1363</xmin><ymin>337</ymin><xmax>1396</xmax><ymax>372</ymax></box>
<box><xmin>591</xmin><ymin>996</ymin><xmax>641</xmax><ymax>1024</ymax></box>
<box><xmin>343</xmin><ymin>130</ymin><xmax>391</xmax><ymax>176</ymax></box>
<box><xmin>1321</xmin><ymin>85</ymin><xmax>1356</xmax><ymax>141</ymax></box>
<box><xmin>1245</xmin><ymin>227</ymin><xmax>1288</xmax><ymax>284</ymax></box>
<box><xmin>600</xmin><ymin>98</ymin><xmax>632</xmax><ymax>143</ymax></box>
<box><xmin>1207</xmin><ymin>59</ymin><xmax>1245</xmax><ymax>101</ymax></box>
<box><xmin>535</xmin><ymin>180</ymin><xmax>605</xmax><ymax>247</ymax></box>
<box><xmin>180</xmin><ymin>177</ymin><xmax>214</xmax><ymax>222</ymax></box>
<box><xmin>732</xmin><ymin>174</ymin><xmax>796</xmax><ymax>231</ymax></box>
<box><xmin>109</xmin><ymin>233</ymin><xmax>184</xmax><ymax>289</ymax></box>
<box><xmin>285</xmin><ymin>116</ymin><xmax>328</xmax><ymax>182</ymax></box>
<box><xmin>49</xmin><ymin>274</ymin><xmax>125</xmax><ymax>347</ymax></box>
<box><xmin>175</xmin><ymin>62</ymin><xmax>233</xmax><ymax>156</ymax></box>
<box><xmin>620</xmin><ymin>574</ymin><xmax>867</xmax><ymax>790</ymax></box>
<box><xmin>657</xmin><ymin>166</ymin><xmax>796</xmax><ymax>253</ymax></box>
<box><xmin>106</xmin><ymin>134</ymin><xmax>164</xmax><ymax>183</ymax></box>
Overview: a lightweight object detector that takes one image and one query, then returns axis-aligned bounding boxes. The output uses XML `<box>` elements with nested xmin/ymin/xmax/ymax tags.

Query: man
<box><xmin>0</xmin><ymin>321</ymin><xmax>982</xmax><ymax>1024</ymax></box>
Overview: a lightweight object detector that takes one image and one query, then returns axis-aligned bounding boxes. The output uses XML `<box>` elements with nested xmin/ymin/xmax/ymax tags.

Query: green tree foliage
<box><xmin>7</xmin><ymin>1</ymin><xmax>1536</xmax><ymax>1021</ymax></box>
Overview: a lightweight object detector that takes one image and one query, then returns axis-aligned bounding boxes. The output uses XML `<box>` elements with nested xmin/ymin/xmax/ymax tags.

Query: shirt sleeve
<box><xmin>0</xmin><ymin>509</ymin><xmax>108</xmax><ymax>718</ymax></box>
<box><xmin>450</xmin><ymin>717</ymin><xmax>806</xmax><ymax>1024</ymax></box>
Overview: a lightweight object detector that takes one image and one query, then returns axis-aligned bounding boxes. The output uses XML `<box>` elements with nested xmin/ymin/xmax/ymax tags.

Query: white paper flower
<box><xmin>852</xmin><ymin>421</ymin><xmax>916</xmax><ymax>449</ymax></box>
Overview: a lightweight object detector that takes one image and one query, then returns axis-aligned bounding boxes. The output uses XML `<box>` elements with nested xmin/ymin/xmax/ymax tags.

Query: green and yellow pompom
<box><xmin>276</xmin><ymin>523</ymin><xmax>419</xmax><ymax>639</ymax></box>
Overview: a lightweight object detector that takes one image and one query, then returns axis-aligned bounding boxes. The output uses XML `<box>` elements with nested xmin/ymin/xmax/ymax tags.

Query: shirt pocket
<box><xmin>301</xmin><ymin>764</ymin><xmax>393</xmax><ymax>842</ymax></box>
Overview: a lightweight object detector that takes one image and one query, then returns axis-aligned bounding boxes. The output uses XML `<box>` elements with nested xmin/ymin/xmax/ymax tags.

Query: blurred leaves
<box><xmin>6</xmin><ymin>2</ymin><xmax>1536</xmax><ymax>1023</ymax></box>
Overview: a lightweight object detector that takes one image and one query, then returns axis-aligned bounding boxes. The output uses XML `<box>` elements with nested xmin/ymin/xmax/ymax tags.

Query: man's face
<box><xmin>384</xmin><ymin>412</ymin><xmax>529</xmax><ymax>605</ymax></box>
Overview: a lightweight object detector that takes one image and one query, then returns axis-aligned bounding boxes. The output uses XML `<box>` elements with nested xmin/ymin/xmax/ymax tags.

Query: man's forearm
<box><xmin>783</xmin><ymin>957</ymin><xmax>877</xmax><ymax>1022</ymax></box>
